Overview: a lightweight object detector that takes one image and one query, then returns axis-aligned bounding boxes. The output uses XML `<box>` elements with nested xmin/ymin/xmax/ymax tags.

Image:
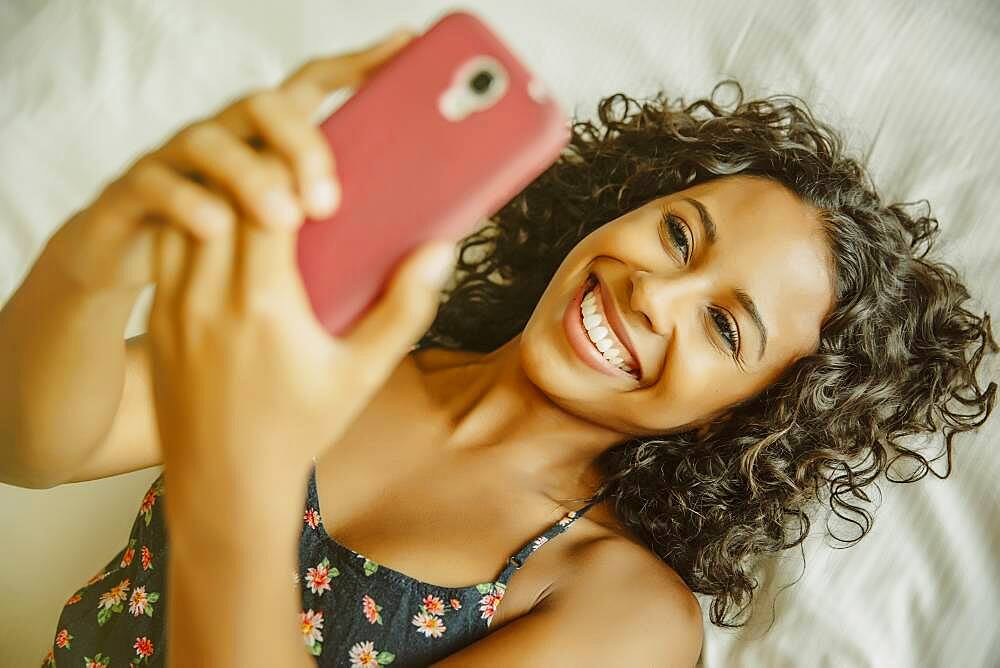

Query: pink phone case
<box><xmin>296</xmin><ymin>11</ymin><xmax>570</xmax><ymax>337</ymax></box>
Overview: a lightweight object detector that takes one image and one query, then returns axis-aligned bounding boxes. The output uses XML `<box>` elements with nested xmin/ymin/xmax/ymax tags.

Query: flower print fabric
<box><xmin>44</xmin><ymin>465</ymin><xmax>596</xmax><ymax>667</ymax></box>
<box><xmin>42</xmin><ymin>475</ymin><xmax>166</xmax><ymax>667</ymax></box>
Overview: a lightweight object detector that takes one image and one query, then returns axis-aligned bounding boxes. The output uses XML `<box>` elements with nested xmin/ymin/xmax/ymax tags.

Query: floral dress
<box><xmin>42</xmin><ymin>462</ymin><xmax>597</xmax><ymax>667</ymax></box>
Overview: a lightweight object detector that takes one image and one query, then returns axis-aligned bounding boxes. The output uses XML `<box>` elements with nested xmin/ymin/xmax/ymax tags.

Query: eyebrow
<box><xmin>734</xmin><ymin>288</ymin><xmax>768</xmax><ymax>362</ymax></box>
<box><xmin>680</xmin><ymin>197</ymin><xmax>769</xmax><ymax>362</ymax></box>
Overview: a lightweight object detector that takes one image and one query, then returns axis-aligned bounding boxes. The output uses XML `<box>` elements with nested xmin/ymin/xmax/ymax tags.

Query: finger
<box><xmin>124</xmin><ymin>157</ymin><xmax>237</xmax><ymax>241</ymax></box>
<box><xmin>279</xmin><ymin>28</ymin><xmax>416</xmax><ymax>115</ymax></box>
<box><xmin>217</xmin><ymin>90</ymin><xmax>340</xmax><ymax>220</ymax></box>
<box><xmin>343</xmin><ymin>241</ymin><xmax>455</xmax><ymax>383</ymax></box>
<box><xmin>151</xmin><ymin>223</ymin><xmax>191</xmax><ymax>337</ymax></box>
<box><xmin>234</xmin><ymin>210</ymin><xmax>300</xmax><ymax>316</ymax></box>
<box><xmin>157</xmin><ymin>121</ymin><xmax>303</xmax><ymax>230</ymax></box>
<box><xmin>184</xmin><ymin>205</ymin><xmax>239</xmax><ymax>321</ymax></box>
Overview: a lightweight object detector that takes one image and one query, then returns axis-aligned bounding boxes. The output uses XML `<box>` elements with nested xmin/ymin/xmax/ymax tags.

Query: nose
<box><xmin>629</xmin><ymin>270</ymin><xmax>705</xmax><ymax>337</ymax></box>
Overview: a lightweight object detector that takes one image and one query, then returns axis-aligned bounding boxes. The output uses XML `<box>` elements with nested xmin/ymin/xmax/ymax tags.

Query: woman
<box><xmin>10</xmin><ymin>25</ymin><xmax>994</xmax><ymax>667</ymax></box>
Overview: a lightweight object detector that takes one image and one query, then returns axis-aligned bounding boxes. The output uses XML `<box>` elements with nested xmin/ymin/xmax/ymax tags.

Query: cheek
<box><xmin>658</xmin><ymin>352</ymin><xmax>739</xmax><ymax>410</ymax></box>
<box><xmin>579</xmin><ymin>214</ymin><xmax>651</xmax><ymax>250</ymax></box>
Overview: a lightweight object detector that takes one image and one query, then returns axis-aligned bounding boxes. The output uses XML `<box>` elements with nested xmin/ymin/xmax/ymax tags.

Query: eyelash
<box><xmin>660</xmin><ymin>211</ymin><xmax>741</xmax><ymax>356</ymax></box>
<box><xmin>663</xmin><ymin>212</ymin><xmax>692</xmax><ymax>262</ymax></box>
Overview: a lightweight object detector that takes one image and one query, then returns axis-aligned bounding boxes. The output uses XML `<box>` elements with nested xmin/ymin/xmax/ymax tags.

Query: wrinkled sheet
<box><xmin>1</xmin><ymin>1</ymin><xmax>998</xmax><ymax>665</ymax></box>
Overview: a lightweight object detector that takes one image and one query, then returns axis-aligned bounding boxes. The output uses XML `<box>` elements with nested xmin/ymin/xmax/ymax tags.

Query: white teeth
<box><xmin>579</xmin><ymin>287</ymin><xmax>634</xmax><ymax>375</ymax></box>
<box><xmin>588</xmin><ymin>325</ymin><xmax>610</xmax><ymax>341</ymax></box>
<box><xmin>594</xmin><ymin>337</ymin><xmax>614</xmax><ymax>353</ymax></box>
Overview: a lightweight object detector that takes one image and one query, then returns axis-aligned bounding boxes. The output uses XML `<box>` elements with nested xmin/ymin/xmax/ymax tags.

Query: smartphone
<box><xmin>296</xmin><ymin>10</ymin><xmax>570</xmax><ymax>337</ymax></box>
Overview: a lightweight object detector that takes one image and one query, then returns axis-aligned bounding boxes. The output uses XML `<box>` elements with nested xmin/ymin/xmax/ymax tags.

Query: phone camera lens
<box><xmin>469</xmin><ymin>70</ymin><xmax>494</xmax><ymax>94</ymax></box>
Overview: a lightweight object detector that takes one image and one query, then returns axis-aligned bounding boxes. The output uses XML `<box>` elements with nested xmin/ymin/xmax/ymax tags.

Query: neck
<box><xmin>411</xmin><ymin>335</ymin><xmax>629</xmax><ymax>508</ymax></box>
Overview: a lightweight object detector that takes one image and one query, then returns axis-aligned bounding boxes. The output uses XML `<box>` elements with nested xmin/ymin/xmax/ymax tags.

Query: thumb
<box><xmin>343</xmin><ymin>240</ymin><xmax>454</xmax><ymax>361</ymax></box>
<box><xmin>281</xmin><ymin>28</ymin><xmax>416</xmax><ymax>110</ymax></box>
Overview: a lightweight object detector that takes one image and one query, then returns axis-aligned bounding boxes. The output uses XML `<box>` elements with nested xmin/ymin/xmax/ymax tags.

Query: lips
<box><xmin>565</xmin><ymin>274</ymin><xmax>635</xmax><ymax>380</ymax></box>
<box><xmin>589</xmin><ymin>272</ymin><xmax>642</xmax><ymax>379</ymax></box>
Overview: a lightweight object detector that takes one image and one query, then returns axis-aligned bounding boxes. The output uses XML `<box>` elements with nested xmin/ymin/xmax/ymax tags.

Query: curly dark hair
<box><xmin>415</xmin><ymin>81</ymin><xmax>999</xmax><ymax>627</ymax></box>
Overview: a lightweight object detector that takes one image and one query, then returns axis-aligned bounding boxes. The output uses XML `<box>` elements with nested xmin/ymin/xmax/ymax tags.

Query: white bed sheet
<box><xmin>1</xmin><ymin>1</ymin><xmax>998</xmax><ymax>665</ymax></box>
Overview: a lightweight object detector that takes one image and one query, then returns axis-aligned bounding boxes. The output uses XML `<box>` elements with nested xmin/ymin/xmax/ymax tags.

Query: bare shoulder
<box><xmin>577</xmin><ymin>535</ymin><xmax>703</xmax><ymax>629</ymax></box>
<box><xmin>551</xmin><ymin>533</ymin><xmax>704</xmax><ymax>665</ymax></box>
<box><xmin>431</xmin><ymin>516</ymin><xmax>704</xmax><ymax>666</ymax></box>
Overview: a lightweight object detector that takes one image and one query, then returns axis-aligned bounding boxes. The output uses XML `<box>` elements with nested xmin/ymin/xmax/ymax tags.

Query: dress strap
<box><xmin>494</xmin><ymin>500</ymin><xmax>600</xmax><ymax>586</ymax></box>
<box><xmin>305</xmin><ymin>461</ymin><xmax>321</xmax><ymax>514</ymax></box>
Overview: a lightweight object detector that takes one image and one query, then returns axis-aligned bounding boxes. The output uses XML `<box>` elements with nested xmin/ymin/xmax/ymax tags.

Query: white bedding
<box><xmin>1</xmin><ymin>1</ymin><xmax>998</xmax><ymax>665</ymax></box>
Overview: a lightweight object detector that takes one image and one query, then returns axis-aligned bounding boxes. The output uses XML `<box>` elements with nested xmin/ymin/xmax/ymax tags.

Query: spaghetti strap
<box><xmin>494</xmin><ymin>500</ymin><xmax>600</xmax><ymax>586</ymax></box>
<box><xmin>306</xmin><ymin>462</ymin><xmax>599</xmax><ymax>586</ymax></box>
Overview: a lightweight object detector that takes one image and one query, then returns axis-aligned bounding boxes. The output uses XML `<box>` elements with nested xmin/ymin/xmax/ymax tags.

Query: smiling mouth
<box><xmin>581</xmin><ymin>277</ymin><xmax>639</xmax><ymax>376</ymax></box>
<box><xmin>563</xmin><ymin>272</ymin><xmax>640</xmax><ymax>381</ymax></box>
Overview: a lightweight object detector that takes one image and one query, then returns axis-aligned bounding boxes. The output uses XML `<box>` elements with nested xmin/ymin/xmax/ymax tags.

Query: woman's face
<box><xmin>519</xmin><ymin>175</ymin><xmax>837</xmax><ymax>436</ymax></box>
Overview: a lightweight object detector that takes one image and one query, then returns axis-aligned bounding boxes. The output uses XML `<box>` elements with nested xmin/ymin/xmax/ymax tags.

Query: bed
<box><xmin>1</xmin><ymin>0</ymin><xmax>998</xmax><ymax>665</ymax></box>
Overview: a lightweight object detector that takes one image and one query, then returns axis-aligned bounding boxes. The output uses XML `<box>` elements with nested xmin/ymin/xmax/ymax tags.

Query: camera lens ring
<box><xmin>469</xmin><ymin>69</ymin><xmax>495</xmax><ymax>95</ymax></box>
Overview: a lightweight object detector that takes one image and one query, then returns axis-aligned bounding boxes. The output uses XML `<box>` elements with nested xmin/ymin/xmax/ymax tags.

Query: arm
<box><xmin>137</xmin><ymin>28</ymin><xmax>433</xmax><ymax>666</ymax></box>
<box><xmin>431</xmin><ymin>539</ymin><xmax>704</xmax><ymax>667</ymax></box>
<box><xmin>0</xmin><ymin>228</ymin><xmax>144</xmax><ymax>488</ymax></box>
<box><xmin>165</xmin><ymin>470</ymin><xmax>314</xmax><ymax>667</ymax></box>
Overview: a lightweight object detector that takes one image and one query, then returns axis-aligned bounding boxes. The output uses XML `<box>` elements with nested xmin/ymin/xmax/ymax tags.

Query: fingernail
<box><xmin>265</xmin><ymin>189</ymin><xmax>302</xmax><ymax>227</ymax></box>
<box><xmin>308</xmin><ymin>180</ymin><xmax>340</xmax><ymax>216</ymax></box>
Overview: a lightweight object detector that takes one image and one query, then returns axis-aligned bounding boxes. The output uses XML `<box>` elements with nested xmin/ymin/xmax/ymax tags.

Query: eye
<box><xmin>710</xmin><ymin>308</ymin><xmax>740</xmax><ymax>355</ymax></box>
<box><xmin>660</xmin><ymin>211</ymin><xmax>691</xmax><ymax>263</ymax></box>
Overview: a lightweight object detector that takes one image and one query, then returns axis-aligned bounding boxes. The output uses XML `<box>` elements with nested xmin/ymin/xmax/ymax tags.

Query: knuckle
<box><xmin>173</xmin><ymin>124</ymin><xmax>201</xmax><ymax>148</ymax></box>
<box><xmin>219</xmin><ymin>89</ymin><xmax>260</xmax><ymax>121</ymax></box>
<box><xmin>127</xmin><ymin>156</ymin><xmax>157</xmax><ymax>184</ymax></box>
<box><xmin>243</xmin><ymin>90</ymin><xmax>281</xmax><ymax>119</ymax></box>
<box><xmin>131</xmin><ymin>169</ymin><xmax>173</xmax><ymax>203</ymax></box>
<box><xmin>175</xmin><ymin>121</ymin><xmax>221</xmax><ymax>152</ymax></box>
<box><xmin>115</xmin><ymin>163</ymin><xmax>148</xmax><ymax>197</ymax></box>
<box><xmin>86</xmin><ymin>199</ymin><xmax>119</xmax><ymax>230</ymax></box>
<box><xmin>99</xmin><ymin>178</ymin><xmax>142</xmax><ymax>217</ymax></box>
<box><xmin>124</xmin><ymin>153</ymin><xmax>155</xmax><ymax>180</ymax></box>
<box><xmin>232</xmin><ymin>88</ymin><xmax>267</xmax><ymax>111</ymax></box>
<box><xmin>102</xmin><ymin>173</ymin><xmax>133</xmax><ymax>203</ymax></box>
<box><xmin>162</xmin><ymin>183</ymin><xmax>198</xmax><ymax>215</ymax></box>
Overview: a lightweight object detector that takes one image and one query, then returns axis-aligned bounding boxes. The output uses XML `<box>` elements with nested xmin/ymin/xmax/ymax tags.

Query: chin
<box><xmin>517</xmin><ymin>321</ymin><xmax>583</xmax><ymax>401</ymax></box>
